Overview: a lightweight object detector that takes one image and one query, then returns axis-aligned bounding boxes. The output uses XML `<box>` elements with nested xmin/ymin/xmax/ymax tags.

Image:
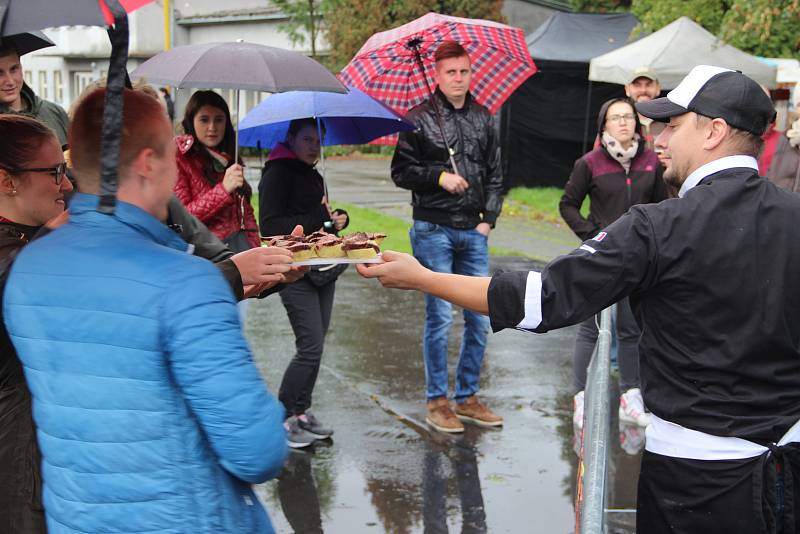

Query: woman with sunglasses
<box><xmin>0</xmin><ymin>115</ymin><xmax>72</xmax><ymax>533</ymax></box>
<box><xmin>559</xmin><ymin>97</ymin><xmax>666</xmax><ymax>432</ymax></box>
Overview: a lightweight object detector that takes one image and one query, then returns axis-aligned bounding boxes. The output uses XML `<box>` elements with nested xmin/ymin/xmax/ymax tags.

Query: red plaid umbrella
<box><xmin>339</xmin><ymin>12</ymin><xmax>536</xmax><ymax>119</ymax></box>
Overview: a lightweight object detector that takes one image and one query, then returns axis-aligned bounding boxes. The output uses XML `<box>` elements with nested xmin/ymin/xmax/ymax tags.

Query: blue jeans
<box><xmin>410</xmin><ymin>220</ymin><xmax>490</xmax><ymax>402</ymax></box>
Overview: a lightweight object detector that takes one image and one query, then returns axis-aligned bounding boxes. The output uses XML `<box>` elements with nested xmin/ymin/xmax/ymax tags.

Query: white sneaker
<box><xmin>573</xmin><ymin>390</ymin><xmax>585</xmax><ymax>429</ymax></box>
<box><xmin>619</xmin><ymin>388</ymin><xmax>651</xmax><ymax>427</ymax></box>
<box><xmin>619</xmin><ymin>421</ymin><xmax>646</xmax><ymax>455</ymax></box>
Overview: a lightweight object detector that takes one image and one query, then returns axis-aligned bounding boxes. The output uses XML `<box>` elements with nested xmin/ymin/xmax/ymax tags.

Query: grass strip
<box><xmin>504</xmin><ymin>186</ymin><xmax>588</xmax><ymax>224</ymax></box>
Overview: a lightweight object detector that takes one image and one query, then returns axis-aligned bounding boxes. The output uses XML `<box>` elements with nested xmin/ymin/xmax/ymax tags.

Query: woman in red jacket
<box><xmin>174</xmin><ymin>91</ymin><xmax>259</xmax><ymax>252</ymax></box>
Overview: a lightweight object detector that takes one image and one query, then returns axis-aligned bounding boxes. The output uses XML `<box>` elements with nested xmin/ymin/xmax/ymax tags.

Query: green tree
<box><xmin>720</xmin><ymin>0</ymin><xmax>800</xmax><ymax>59</ymax></box>
<box><xmin>272</xmin><ymin>0</ymin><xmax>331</xmax><ymax>59</ymax></box>
<box><xmin>630</xmin><ymin>0</ymin><xmax>729</xmax><ymax>34</ymax></box>
<box><xmin>574</xmin><ymin>0</ymin><xmax>799</xmax><ymax>60</ymax></box>
<box><xmin>324</xmin><ymin>0</ymin><xmax>505</xmax><ymax>71</ymax></box>
<box><xmin>570</xmin><ymin>0</ymin><xmax>631</xmax><ymax>12</ymax></box>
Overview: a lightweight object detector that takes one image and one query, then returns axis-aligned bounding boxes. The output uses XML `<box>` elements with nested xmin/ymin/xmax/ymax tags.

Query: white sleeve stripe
<box><xmin>516</xmin><ymin>271</ymin><xmax>542</xmax><ymax>330</ymax></box>
<box><xmin>579</xmin><ymin>244</ymin><xmax>596</xmax><ymax>254</ymax></box>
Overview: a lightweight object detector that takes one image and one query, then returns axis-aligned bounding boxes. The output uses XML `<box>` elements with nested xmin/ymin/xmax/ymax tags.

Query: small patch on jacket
<box><xmin>592</xmin><ymin>231</ymin><xmax>607</xmax><ymax>242</ymax></box>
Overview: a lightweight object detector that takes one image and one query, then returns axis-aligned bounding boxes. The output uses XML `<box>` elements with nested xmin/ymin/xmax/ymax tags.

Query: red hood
<box><xmin>175</xmin><ymin>134</ymin><xmax>195</xmax><ymax>155</ymax></box>
<box><xmin>267</xmin><ymin>143</ymin><xmax>299</xmax><ymax>162</ymax></box>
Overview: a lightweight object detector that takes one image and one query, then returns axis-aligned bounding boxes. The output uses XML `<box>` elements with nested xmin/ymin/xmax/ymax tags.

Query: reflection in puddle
<box><xmin>423</xmin><ymin>432</ymin><xmax>487</xmax><ymax>533</ymax></box>
<box><xmin>248</xmin><ymin>260</ymin><xmax>642</xmax><ymax>533</ymax></box>
<box><xmin>277</xmin><ymin>450</ymin><xmax>324</xmax><ymax>534</ymax></box>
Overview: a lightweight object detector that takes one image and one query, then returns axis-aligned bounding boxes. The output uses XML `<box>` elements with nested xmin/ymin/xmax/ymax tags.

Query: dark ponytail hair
<box><xmin>181</xmin><ymin>90</ymin><xmax>236</xmax><ymax>155</ymax></box>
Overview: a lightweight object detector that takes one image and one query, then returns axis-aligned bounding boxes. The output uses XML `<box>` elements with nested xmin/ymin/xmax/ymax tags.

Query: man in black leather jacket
<box><xmin>391</xmin><ymin>40</ymin><xmax>504</xmax><ymax>434</ymax></box>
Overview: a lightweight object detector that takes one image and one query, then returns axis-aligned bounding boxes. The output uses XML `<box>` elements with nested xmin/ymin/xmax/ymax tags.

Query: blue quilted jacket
<box><xmin>4</xmin><ymin>193</ymin><xmax>287</xmax><ymax>533</ymax></box>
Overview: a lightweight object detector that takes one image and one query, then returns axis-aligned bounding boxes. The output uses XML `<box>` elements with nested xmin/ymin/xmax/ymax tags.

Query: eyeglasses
<box><xmin>3</xmin><ymin>162</ymin><xmax>68</xmax><ymax>185</ymax></box>
<box><xmin>607</xmin><ymin>114</ymin><xmax>636</xmax><ymax>123</ymax></box>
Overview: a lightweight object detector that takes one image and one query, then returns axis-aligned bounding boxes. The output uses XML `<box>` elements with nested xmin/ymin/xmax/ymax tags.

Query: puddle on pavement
<box><xmin>246</xmin><ymin>257</ymin><xmax>641</xmax><ymax>533</ymax></box>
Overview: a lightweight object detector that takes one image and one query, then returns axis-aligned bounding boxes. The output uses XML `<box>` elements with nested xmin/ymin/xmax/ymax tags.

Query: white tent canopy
<box><xmin>589</xmin><ymin>17</ymin><xmax>777</xmax><ymax>89</ymax></box>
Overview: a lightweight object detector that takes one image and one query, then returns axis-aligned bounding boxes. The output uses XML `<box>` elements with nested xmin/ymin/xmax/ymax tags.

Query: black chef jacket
<box><xmin>489</xmin><ymin>164</ymin><xmax>800</xmax><ymax>444</ymax></box>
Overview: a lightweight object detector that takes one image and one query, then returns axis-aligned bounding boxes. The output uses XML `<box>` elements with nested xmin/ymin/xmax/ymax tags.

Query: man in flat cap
<box><xmin>359</xmin><ymin>65</ymin><xmax>798</xmax><ymax>533</ymax></box>
<box><xmin>625</xmin><ymin>66</ymin><xmax>665</xmax><ymax>150</ymax></box>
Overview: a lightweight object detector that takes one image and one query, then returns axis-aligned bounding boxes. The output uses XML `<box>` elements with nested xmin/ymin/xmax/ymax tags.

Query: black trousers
<box><xmin>0</xmin><ymin>383</ymin><xmax>45</xmax><ymax>534</ymax></box>
<box><xmin>573</xmin><ymin>296</ymin><xmax>641</xmax><ymax>392</ymax></box>
<box><xmin>637</xmin><ymin>448</ymin><xmax>800</xmax><ymax>534</ymax></box>
<box><xmin>278</xmin><ymin>278</ymin><xmax>335</xmax><ymax>416</ymax></box>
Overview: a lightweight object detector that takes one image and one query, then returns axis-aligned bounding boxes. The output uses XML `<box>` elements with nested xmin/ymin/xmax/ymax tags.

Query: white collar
<box><xmin>678</xmin><ymin>155</ymin><xmax>759</xmax><ymax>198</ymax></box>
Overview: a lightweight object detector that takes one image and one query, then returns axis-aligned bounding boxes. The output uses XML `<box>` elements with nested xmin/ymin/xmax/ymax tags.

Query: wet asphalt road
<box><xmin>245</xmin><ymin>255</ymin><xmax>642</xmax><ymax>533</ymax></box>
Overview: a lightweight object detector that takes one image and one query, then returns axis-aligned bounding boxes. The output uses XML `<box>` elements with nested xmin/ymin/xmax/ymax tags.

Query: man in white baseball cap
<box><xmin>637</xmin><ymin>64</ymin><xmax>776</xmax><ymax>194</ymax></box>
<box><xmin>358</xmin><ymin>65</ymin><xmax>798</xmax><ymax>533</ymax></box>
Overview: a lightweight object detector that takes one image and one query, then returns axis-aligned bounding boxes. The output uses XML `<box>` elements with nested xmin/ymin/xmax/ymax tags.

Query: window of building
<box><xmin>38</xmin><ymin>71</ymin><xmax>49</xmax><ymax>100</ymax></box>
<box><xmin>73</xmin><ymin>71</ymin><xmax>96</xmax><ymax>98</ymax></box>
<box><xmin>24</xmin><ymin>70</ymin><xmax>32</xmax><ymax>86</ymax></box>
<box><xmin>226</xmin><ymin>89</ymin><xmax>239</xmax><ymax>125</ymax></box>
<box><xmin>54</xmin><ymin>71</ymin><xmax>64</xmax><ymax>105</ymax></box>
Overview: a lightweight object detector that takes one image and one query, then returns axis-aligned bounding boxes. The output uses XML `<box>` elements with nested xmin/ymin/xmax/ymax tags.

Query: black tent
<box><xmin>501</xmin><ymin>12</ymin><xmax>638</xmax><ymax>188</ymax></box>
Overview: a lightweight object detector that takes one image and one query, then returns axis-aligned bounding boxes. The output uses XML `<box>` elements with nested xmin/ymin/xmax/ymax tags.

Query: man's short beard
<box><xmin>664</xmin><ymin>171</ymin><xmax>683</xmax><ymax>189</ymax></box>
<box><xmin>663</xmin><ymin>163</ymin><xmax>689</xmax><ymax>190</ymax></box>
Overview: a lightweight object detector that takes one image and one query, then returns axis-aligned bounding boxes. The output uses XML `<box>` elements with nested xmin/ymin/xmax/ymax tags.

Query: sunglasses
<box><xmin>4</xmin><ymin>162</ymin><xmax>68</xmax><ymax>185</ymax></box>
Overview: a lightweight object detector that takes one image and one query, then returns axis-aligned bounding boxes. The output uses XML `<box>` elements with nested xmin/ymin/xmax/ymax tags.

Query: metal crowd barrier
<box><xmin>576</xmin><ymin>305</ymin><xmax>615</xmax><ymax>534</ymax></box>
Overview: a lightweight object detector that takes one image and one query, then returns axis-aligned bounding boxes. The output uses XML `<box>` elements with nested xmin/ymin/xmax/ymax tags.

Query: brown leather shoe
<box><xmin>455</xmin><ymin>396</ymin><xmax>503</xmax><ymax>427</ymax></box>
<box><xmin>426</xmin><ymin>397</ymin><xmax>464</xmax><ymax>433</ymax></box>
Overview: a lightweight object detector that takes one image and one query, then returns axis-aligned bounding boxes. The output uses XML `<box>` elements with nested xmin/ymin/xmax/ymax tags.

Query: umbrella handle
<box><xmin>409</xmin><ymin>43</ymin><xmax>460</xmax><ymax>178</ymax></box>
<box><xmin>234</xmin><ymin>89</ymin><xmax>241</xmax><ymax>164</ymax></box>
<box><xmin>448</xmin><ymin>152</ymin><xmax>460</xmax><ymax>177</ymax></box>
<box><xmin>97</xmin><ymin>0</ymin><xmax>130</xmax><ymax>215</ymax></box>
<box><xmin>316</xmin><ymin>118</ymin><xmax>332</xmax><ymax>218</ymax></box>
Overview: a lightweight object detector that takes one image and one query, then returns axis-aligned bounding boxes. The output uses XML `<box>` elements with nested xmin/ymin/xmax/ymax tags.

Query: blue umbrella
<box><xmin>237</xmin><ymin>86</ymin><xmax>415</xmax><ymax>148</ymax></box>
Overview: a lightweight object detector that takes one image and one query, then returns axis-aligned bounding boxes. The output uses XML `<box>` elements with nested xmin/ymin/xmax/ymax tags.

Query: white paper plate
<box><xmin>291</xmin><ymin>254</ymin><xmax>384</xmax><ymax>266</ymax></box>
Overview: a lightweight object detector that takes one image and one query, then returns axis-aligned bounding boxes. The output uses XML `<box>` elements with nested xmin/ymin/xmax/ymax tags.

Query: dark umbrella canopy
<box><xmin>0</xmin><ymin>0</ymin><xmax>153</xmax><ymax>36</ymax></box>
<box><xmin>131</xmin><ymin>41</ymin><xmax>346</xmax><ymax>93</ymax></box>
<box><xmin>0</xmin><ymin>31</ymin><xmax>54</xmax><ymax>56</ymax></box>
<box><xmin>0</xmin><ymin>0</ymin><xmax>156</xmax><ymax>213</ymax></box>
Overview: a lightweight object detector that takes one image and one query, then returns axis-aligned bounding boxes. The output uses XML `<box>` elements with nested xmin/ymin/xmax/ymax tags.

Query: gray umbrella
<box><xmin>130</xmin><ymin>41</ymin><xmax>346</xmax><ymax>93</ymax></box>
<box><xmin>0</xmin><ymin>30</ymin><xmax>55</xmax><ymax>56</ymax></box>
<box><xmin>0</xmin><ymin>0</ymin><xmax>111</xmax><ymax>35</ymax></box>
<box><xmin>131</xmin><ymin>40</ymin><xmax>346</xmax><ymax>163</ymax></box>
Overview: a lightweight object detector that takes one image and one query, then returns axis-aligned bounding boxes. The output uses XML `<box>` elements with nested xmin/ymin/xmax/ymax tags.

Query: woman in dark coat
<box><xmin>259</xmin><ymin>118</ymin><xmax>348</xmax><ymax>449</ymax></box>
<box><xmin>0</xmin><ymin>115</ymin><xmax>74</xmax><ymax>533</ymax></box>
<box><xmin>559</xmin><ymin>97</ymin><xmax>666</xmax><ymax>431</ymax></box>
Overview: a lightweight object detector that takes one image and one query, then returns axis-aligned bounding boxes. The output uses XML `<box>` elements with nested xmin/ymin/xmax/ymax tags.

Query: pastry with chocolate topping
<box><xmin>315</xmin><ymin>236</ymin><xmax>345</xmax><ymax>258</ymax></box>
<box><xmin>342</xmin><ymin>239</ymin><xmax>380</xmax><ymax>259</ymax></box>
<box><xmin>286</xmin><ymin>242</ymin><xmax>317</xmax><ymax>262</ymax></box>
<box><xmin>262</xmin><ymin>234</ymin><xmax>304</xmax><ymax>247</ymax></box>
<box><xmin>306</xmin><ymin>231</ymin><xmax>330</xmax><ymax>242</ymax></box>
<box><xmin>342</xmin><ymin>231</ymin><xmax>368</xmax><ymax>244</ymax></box>
<box><xmin>365</xmin><ymin>232</ymin><xmax>387</xmax><ymax>245</ymax></box>
<box><xmin>262</xmin><ymin>231</ymin><xmax>385</xmax><ymax>261</ymax></box>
